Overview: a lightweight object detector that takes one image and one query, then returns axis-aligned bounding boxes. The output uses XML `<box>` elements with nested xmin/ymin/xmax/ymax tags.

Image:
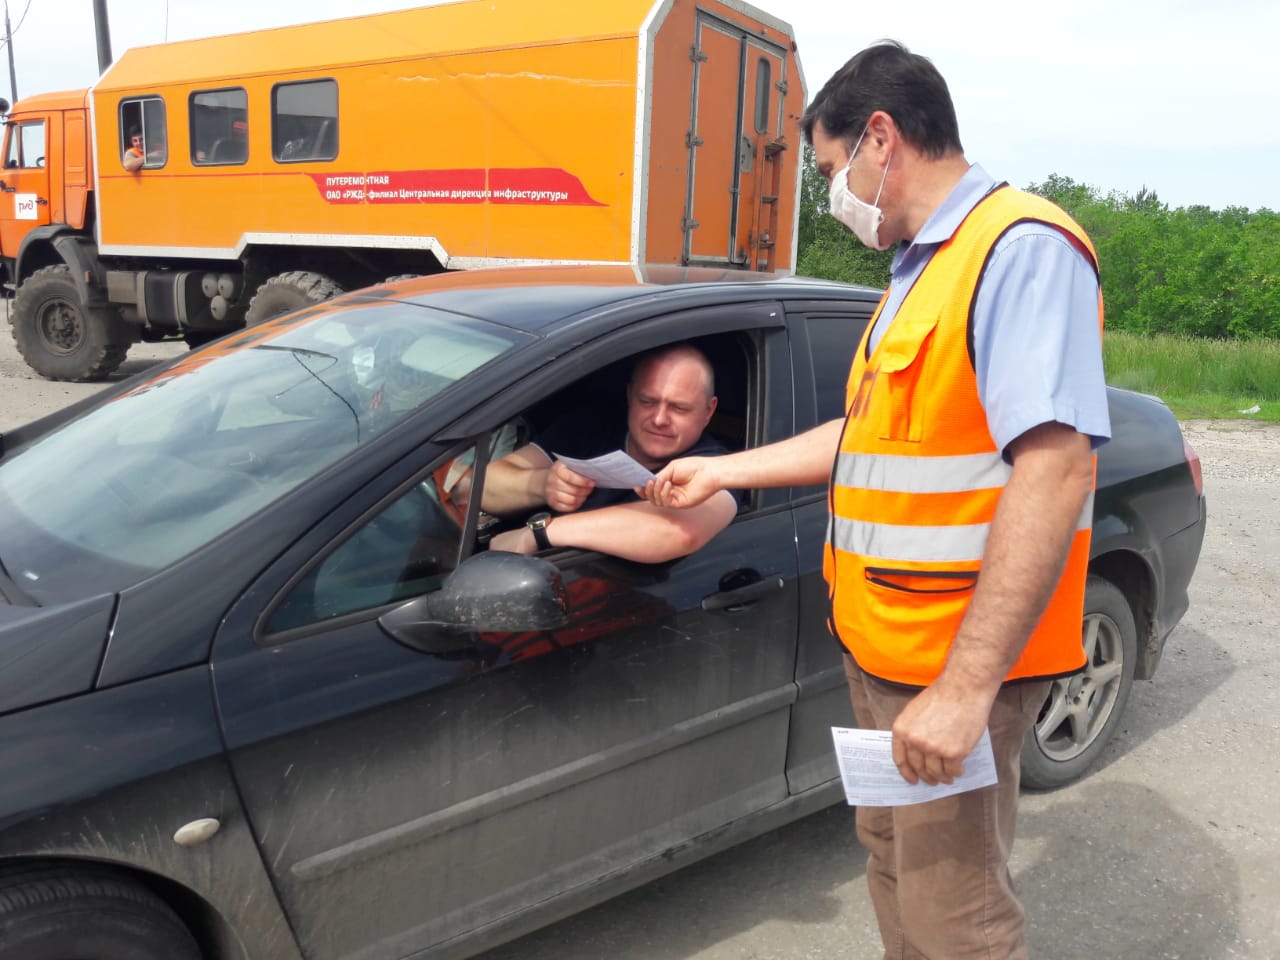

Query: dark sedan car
<box><xmin>0</xmin><ymin>266</ymin><xmax>1205</xmax><ymax>960</ymax></box>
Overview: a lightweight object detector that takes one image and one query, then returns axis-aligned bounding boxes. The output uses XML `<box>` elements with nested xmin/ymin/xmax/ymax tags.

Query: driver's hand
<box><xmin>545</xmin><ymin>460</ymin><xmax>594</xmax><ymax>513</ymax></box>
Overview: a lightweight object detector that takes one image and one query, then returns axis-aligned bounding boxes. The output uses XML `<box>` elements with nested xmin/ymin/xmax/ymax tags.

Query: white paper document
<box><xmin>830</xmin><ymin>727</ymin><xmax>998</xmax><ymax>807</ymax></box>
<box><xmin>553</xmin><ymin>450</ymin><xmax>655</xmax><ymax>489</ymax></box>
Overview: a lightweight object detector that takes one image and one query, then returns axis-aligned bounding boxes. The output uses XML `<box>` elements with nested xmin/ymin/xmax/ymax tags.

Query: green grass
<box><xmin>1104</xmin><ymin>331</ymin><xmax>1280</xmax><ymax>421</ymax></box>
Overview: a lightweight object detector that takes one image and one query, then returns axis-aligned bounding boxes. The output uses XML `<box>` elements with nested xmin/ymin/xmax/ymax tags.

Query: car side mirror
<box><xmin>377</xmin><ymin>551</ymin><xmax>569</xmax><ymax>654</ymax></box>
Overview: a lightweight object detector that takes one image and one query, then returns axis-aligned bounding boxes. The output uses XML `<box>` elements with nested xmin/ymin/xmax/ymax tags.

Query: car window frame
<box><xmin>451</xmin><ymin>302</ymin><xmax>791</xmax><ymax>524</ymax></box>
<box><xmin>785</xmin><ymin>300</ymin><xmax>875</xmax><ymax>501</ymax></box>
<box><xmin>241</xmin><ymin>298</ymin><xmax>792</xmax><ymax>650</ymax></box>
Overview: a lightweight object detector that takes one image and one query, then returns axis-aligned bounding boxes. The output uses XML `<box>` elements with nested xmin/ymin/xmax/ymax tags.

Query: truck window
<box><xmin>273</xmin><ymin>79</ymin><xmax>338</xmax><ymax>163</ymax></box>
<box><xmin>119</xmin><ymin>96</ymin><xmax>168</xmax><ymax>169</ymax></box>
<box><xmin>191</xmin><ymin>88</ymin><xmax>248</xmax><ymax>165</ymax></box>
<box><xmin>754</xmin><ymin>58</ymin><xmax>771</xmax><ymax>135</ymax></box>
<box><xmin>4</xmin><ymin>120</ymin><xmax>44</xmax><ymax>168</ymax></box>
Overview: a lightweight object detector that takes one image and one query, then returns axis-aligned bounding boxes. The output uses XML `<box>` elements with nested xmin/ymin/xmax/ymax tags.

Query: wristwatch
<box><xmin>526</xmin><ymin>511</ymin><xmax>554</xmax><ymax>550</ymax></box>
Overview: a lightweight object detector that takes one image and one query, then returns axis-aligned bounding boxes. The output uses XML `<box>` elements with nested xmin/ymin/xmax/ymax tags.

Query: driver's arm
<box><xmin>479</xmin><ymin>443</ymin><xmax>555</xmax><ymax>516</ymax></box>
<box><xmin>490</xmin><ymin>492</ymin><xmax>738</xmax><ymax>563</ymax></box>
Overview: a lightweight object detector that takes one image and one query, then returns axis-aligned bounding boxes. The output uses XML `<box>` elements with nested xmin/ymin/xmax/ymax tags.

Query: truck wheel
<box><xmin>11</xmin><ymin>265</ymin><xmax>131</xmax><ymax>382</ymax></box>
<box><xmin>0</xmin><ymin>864</ymin><xmax>202</xmax><ymax>959</ymax></box>
<box><xmin>244</xmin><ymin>270</ymin><xmax>343</xmax><ymax>326</ymax></box>
<box><xmin>1020</xmin><ymin>574</ymin><xmax>1137</xmax><ymax>790</ymax></box>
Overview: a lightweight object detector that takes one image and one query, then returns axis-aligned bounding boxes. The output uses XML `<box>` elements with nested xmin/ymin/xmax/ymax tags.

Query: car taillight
<box><xmin>1183</xmin><ymin>439</ymin><xmax>1203</xmax><ymax>496</ymax></box>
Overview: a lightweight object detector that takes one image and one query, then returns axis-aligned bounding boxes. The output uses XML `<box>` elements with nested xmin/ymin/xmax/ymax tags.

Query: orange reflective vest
<box><xmin>823</xmin><ymin>185</ymin><xmax>1102</xmax><ymax>688</ymax></box>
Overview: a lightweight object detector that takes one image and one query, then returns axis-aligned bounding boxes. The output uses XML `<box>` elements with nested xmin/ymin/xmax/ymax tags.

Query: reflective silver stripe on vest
<box><xmin>830</xmin><ymin>516</ymin><xmax>990</xmax><ymax>563</ymax></box>
<box><xmin>830</xmin><ymin>491</ymin><xmax>1096</xmax><ymax>564</ymax></box>
<box><xmin>834</xmin><ymin>451</ymin><xmax>1011</xmax><ymax>494</ymax></box>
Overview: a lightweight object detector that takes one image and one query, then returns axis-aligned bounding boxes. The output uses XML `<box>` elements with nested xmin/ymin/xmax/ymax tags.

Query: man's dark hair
<box><xmin>801</xmin><ymin>40</ymin><xmax>962</xmax><ymax>159</ymax></box>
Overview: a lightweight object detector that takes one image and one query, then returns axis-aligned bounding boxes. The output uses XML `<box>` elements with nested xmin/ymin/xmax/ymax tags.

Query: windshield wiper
<box><xmin>252</xmin><ymin>344</ymin><xmax>339</xmax><ymax>364</ymax></box>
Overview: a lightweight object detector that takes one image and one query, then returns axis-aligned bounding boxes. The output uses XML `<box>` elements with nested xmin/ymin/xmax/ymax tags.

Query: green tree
<box><xmin>792</xmin><ymin>164</ymin><xmax>1280</xmax><ymax>340</ymax></box>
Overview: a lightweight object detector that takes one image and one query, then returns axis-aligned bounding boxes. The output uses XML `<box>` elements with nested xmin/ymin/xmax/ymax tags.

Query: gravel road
<box><xmin>1</xmin><ymin>304</ymin><xmax>1277</xmax><ymax>959</ymax></box>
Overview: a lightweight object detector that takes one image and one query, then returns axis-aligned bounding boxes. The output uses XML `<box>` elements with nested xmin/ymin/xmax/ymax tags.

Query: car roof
<box><xmin>350</xmin><ymin>264</ymin><xmax>883</xmax><ymax>334</ymax></box>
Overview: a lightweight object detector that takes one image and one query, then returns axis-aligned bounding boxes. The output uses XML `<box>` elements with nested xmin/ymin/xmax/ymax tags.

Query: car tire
<box><xmin>0</xmin><ymin>863</ymin><xmax>201</xmax><ymax>959</ymax></box>
<box><xmin>11</xmin><ymin>265</ymin><xmax>131</xmax><ymax>381</ymax></box>
<box><xmin>1020</xmin><ymin>574</ymin><xmax>1137</xmax><ymax>790</ymax></box>
<box><xmin>244</xmin><ymin>270</ymin><xmax>343</xmax><ymax>326</ymax></box>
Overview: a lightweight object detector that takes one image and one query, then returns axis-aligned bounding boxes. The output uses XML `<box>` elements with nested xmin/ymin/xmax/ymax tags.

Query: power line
<box><xmin>0</xmin><ymin>0</ymin><xmax>34</xmax><ymax>54</ymax></box>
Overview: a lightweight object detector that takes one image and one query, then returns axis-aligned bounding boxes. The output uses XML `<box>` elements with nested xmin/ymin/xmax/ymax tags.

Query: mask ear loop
<box><xmin>872</xmin><ymin>150</ymin><xmax>893</xmax><ymax>207</ymax></box>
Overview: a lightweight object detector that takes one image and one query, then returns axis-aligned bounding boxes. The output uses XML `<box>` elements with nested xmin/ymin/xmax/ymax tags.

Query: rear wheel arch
<box><xmin>1089</xmin><ymin>549</ymin><xmax>1159</xmax><ymax>678</ymax></box>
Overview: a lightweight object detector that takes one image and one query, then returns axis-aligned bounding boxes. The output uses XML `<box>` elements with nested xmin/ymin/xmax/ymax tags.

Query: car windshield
<box><xmin>0</xmin><ymin>299</ymin><xmax>526</xmax><ymax>604</ymax></box>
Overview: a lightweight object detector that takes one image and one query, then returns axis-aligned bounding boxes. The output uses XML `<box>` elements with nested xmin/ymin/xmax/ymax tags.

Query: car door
<box><xmin>782</xmin><ymin>301</ymin><xmax>874</xmax><ymax>794</ymax></box>
<box><xmin>210</xmin><ymin>302</ymin><xmax>802</xmax><ymax>959</ymax></box>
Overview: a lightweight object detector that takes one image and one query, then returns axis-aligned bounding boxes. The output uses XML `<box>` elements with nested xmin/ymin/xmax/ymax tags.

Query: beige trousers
<box><xmin>843</xmin><ymin>655</ymin><xmax>1051</xmax><ymax>960</ymax></box>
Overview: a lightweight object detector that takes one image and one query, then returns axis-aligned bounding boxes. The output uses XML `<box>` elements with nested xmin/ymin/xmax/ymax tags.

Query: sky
<box><xmin>5</xmin><ymin>0</ymin><xmax>1277</xmax><ymax>211</ymax></box>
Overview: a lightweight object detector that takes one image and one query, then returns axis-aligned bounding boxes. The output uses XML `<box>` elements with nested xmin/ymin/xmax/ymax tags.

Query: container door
<box><xmin>0</xmin><ymin>116</ymin><xmax>53</xmax><ymax>259</ymax></box>
<box><xmin>683</xmin><ymin>13</ymin><xmax>788</xmax><ymax>268</ymax></box>
<box><xmin>741</xmin><ymin>41</ymin><xmax>788</xmax><ymax>272</ymax></box>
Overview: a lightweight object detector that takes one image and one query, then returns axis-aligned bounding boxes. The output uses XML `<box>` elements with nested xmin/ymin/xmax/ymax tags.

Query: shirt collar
<box><xmin>891</xmin><ymin>163</ymin><xmax>999</xmax><ymax>270</ymax></box>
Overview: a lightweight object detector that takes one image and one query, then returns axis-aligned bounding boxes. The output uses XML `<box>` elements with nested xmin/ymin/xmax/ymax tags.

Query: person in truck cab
<box><xmin>122</xmin><ymin>130</ymin><xmax>145</xmax><ymax>172</ymax></box>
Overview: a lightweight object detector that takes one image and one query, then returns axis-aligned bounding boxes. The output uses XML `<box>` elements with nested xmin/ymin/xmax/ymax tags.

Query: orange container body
<box><xmin>79</xmin><ymin>0</ymin><xmax>804</xmax><ymax>272</ymax></box>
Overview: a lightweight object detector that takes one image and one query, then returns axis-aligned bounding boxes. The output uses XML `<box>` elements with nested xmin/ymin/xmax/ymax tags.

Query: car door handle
<box><xmin>701</xmin><ymin>575</ymin><xmax>784</xmax><ymax>612</ymax></box>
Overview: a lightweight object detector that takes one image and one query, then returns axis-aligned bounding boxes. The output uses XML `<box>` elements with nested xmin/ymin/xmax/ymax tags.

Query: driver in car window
<box><xmin>482</xmin><ymin>343</ymin><xmax>739</xmax><ymax>563</ymax></box>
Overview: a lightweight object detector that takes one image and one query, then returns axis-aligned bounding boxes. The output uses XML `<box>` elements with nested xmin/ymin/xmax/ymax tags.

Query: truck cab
<box><xmin>0</xmin><ymin>91</ymin><xmax>94</xmax><ymax>280</ymax></box>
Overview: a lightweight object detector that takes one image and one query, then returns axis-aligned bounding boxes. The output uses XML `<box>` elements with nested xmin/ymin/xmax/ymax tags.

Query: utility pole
<box><xmin>92</xmin><ymin>0</ymin><xmax>114</xmax><ymax>74</ymax></box>
<box><xmin>4</xmin><ymin>0</ymin><xmax>17</xmax><ymax>103</ymax></box>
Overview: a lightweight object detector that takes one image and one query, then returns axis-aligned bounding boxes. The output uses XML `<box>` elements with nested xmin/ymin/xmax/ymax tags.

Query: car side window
<box><xmin>474</xmin><ymin>331</ymin><xmax>754</xmax><ymax>528</ymax></box>
<box><xmin>264</xmin><ymin>444</ymin><xmax>479</xmax><ymax>635</ymax></box>
<box><xmin>807</xmin><ymin>314</ymin><xmax>868</xmax><ymax>422</ymax></box>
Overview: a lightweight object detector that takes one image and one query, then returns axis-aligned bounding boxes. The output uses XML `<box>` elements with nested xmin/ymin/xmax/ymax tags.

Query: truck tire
<box><xmin>11</xmin><ymin>265</ymin><xmax>131</xmax><ymax>382</ymax></box>
<box><xmin>244</xmin><ymin>270</ymin><xmax>343</xmax><ymax>326</ymax></box>
<box><xmin>0</xmin><ymin>863</ymin><xmax>202</xmax><ymax>959</ymax></box>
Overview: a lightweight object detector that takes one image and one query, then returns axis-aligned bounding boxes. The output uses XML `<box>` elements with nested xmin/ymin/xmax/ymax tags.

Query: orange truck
<box><xmin>0</xmin><ymin>0</ymin><xmax>805</xmax><ymax>381</ymax></box>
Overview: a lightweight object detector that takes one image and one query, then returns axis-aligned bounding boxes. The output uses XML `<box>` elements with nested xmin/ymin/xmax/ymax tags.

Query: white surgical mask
<box><xmin>828</xmin><ymin>127</ymin><xmax>894</xmax><ymax>251</ymax></box>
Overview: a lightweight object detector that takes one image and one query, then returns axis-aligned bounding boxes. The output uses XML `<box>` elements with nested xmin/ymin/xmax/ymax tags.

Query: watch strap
<box><xmin>528</xmin><ymin>514</ymin><xmax>553</xmax><ymax>550</ymax></box>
